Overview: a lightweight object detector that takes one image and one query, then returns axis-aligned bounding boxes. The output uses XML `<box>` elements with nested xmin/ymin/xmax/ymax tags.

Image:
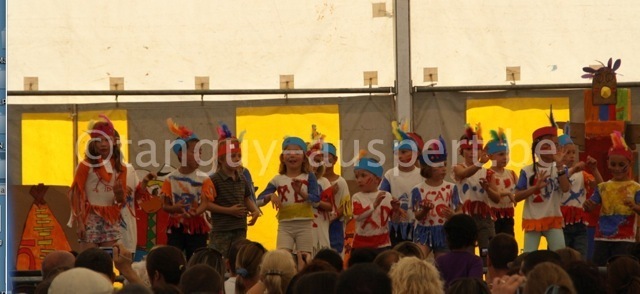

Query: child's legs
<box><xmin>293</xmin><ymin>220</ymin><xmax>314</xmax><ymax>254</ymax></box>
<box><xmin>524</xmin><ymin>231</ymin><xmax>542</xmax><ymax>252</ymax></box>
<box><xmin>184</xmin><ymin>233</ymin><xmax>208</xmax><ymax>261</ymax></box>
<box><xmin>610</xmin><ymin>242</ymin><xmax>635</xmax><ymax>259</ymax></box>
<box><xmin>586</xmin><ymin>227</ymin><xmax>596</xmax><ymax>261</ymax></box>
<box><xmin>563</xmin><ymin>223</ymin><xmax>588</xmax><ymax>258</ymax></box>
<box><xmin>277</xmin><ymin>221</ymin><xmax>296</xmax><ymax>251</ymax></box>
<box><xmin>210</xmin><ymin>229</ymin><xmax>247</xmax><ymax>258</ymax></box>
<box><xmin>329</xmin><ymin>220</ymin><xmax>345</xmax><ymax>253</ymax></box>
<box><xmin>495</xmin><ymin>217</ymin><xmax>515</xmax><ymax>236</ymax></box>
<box><xmin>389</xmin><ymin>223</ymin><xmax>413</xmax><ymax>246</ymax></box>
<box><xmin>167</xmin><ymin>229</ymin><xmax>186</xmax><ymax>253</ymax></box>
<box><xmin>84</xmin><ymin>212</ymin><xmax>122</xmax><ymax>247</ymax></box>
<box><xmin>542</xmin><ymin>228</ymin><xmax>565</xmax><ymax>251</ymax></box>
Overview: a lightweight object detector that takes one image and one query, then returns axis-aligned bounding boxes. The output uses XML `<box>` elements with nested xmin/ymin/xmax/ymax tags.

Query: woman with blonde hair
<box><xmin>389</xmin><ymin>256</ymin><xmax>444</xmax><ymax>294</ymax></box>
<box><xmin>524</xmin><ymin>262</ymin><xmax>576</xmax><ymax>294</ymax></box>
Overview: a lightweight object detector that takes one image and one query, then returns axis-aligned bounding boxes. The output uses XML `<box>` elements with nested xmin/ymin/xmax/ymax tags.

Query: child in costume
<box><xmin>379</xmin><ymin>121</ymin><xmax>425</xmax><ymax>246</ymax></box>
<box><xmin>307</xmin><ymin>125</ymin><xmax>337</xmax><ymax>255</ymax></box>
<box><xmin>257</xmin><ymin>136</ymin><xmax>320</xmax><ymax>254</ymax></box>
<box><xmin>321</xmin><ymin>142</ymin><xmax>352</xmax><ymax>254</ymax></box>
<box><xmin>514</xmin><ymin>109</ymin><xmax>571</xmax><ymax>252</ymax></box>
<box><xmin>484</xmin><ymin>128</ymin><xmax>517</xmax><ymax>236</ymax></box>
<box><xmin>352</xmin><ymin>152</ymin><xmax>401</xmax><ymax>250</ymax></box>
<box><xmin>411</xmin><ymin>136</ymin><xmax>460</xmax><ymax>259</ymax></box>
<box><xmin>69</xmin><ymin>115</ymin><xmax>127</xmax><ymax>250</ymax></box>
<box><xmin>161</xmin><ymin>118</ymin><xmax>213</xmax><ymax>260</ymax></box>
<box><xmin>208</xmin><ymin>122</ymin><xmax>261</xmax><ymax>257</ymax></box>
<box><xmin>583</xmin><ymin>131</ymin><xmax>640</xmax><ymax>266</ymax></box>
<box><xmin>453</xmin><ymin>123</ymin><xmax>494</xmax><ymax>263</ymax></box>
<box><xmin>558</xmin><ymin>124</ymin><xmax>602</xmax><ymax>259</ymax></box>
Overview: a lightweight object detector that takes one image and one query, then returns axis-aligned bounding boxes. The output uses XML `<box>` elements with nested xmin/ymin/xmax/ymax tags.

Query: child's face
<box><xmin>536</xmin><ymin>135</ymin><xmax>559</xmax><ymax>162</ymax></box>
<box><xmin>608</xmin><ymin>154</ymin><xmax>631</xmax><ymax>181</ymax></box>
<box><xmin>94</xmin><ymin>134</ymin><xmax>115</xmax><ymax>158</ymax></box>
<box><xmin>429</xmin><ymin>162</ymin><xmax>447</xmax><ymax>181</ymax></box>
<box><xmin>490</xmin><ymin>151</ymin><xmax>509</xmax><ymax>168</ymax></box>
<box><xmin>397</xmin><ymin>149</ymin><xmax>417</xmax><ymax>165</ymax></box>
<box><xmin>282</xmin><ymin>145</ymin><xmax>304</xmax><ymax>170</ymax></box>
<box><xmin>354</xmin><ymin>169</ymin><xmax>380</xmax><ymax>192</ymax></box>
<box><xmin>311</xmin><ymin>153</ymin><xmax>324</xmax><ymax>173</ymax></box>
<box><xmin>461</xmin><ymin>148</ymin><xmax>480</xmax><ymax>163</ymax></box>
<box><xmin>181</xmin><ymin>140</ymin><xmax>202</xmax><ymax>169</ymax></box>
<box><xmin>221</xmin><ymin>152</ymin><xmax>242</xmax><ymax>171</ymax></box>
<box><xmin>563</xmin><ymin>144</ymin><xmax>577</xmax><ymax>167</ymax></box>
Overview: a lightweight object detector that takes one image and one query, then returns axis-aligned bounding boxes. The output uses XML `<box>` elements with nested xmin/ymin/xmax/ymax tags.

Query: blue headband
<box><xmin>419</xmin><ymin>136</ymin><xmax>447</xmax><ymax>165</ymax></box>
<box><xmin>172</xmin><ymin>134</ymin><xmax>199</xmax><ymax>155</ymax></box>
<box><xmin>322</xmin><ymin>143</ymin><xmax>337</xmax><ymax>156</ymax></box>
<box><xmin>485</xmin><ymin>140</ymin><xmax>508</xmax><ymax>155</ymax></box>
<box><xmin>354</xmin><ymin>157</ymin><xmax>383</xmax><ymax>178</ymax></box>
<box><xmin>282</xmin><ymin>137</ymin><xmax>307</xmax><ymax>152</ymax></box>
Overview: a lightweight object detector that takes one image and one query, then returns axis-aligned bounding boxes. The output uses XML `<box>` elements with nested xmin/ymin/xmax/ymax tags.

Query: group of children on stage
<box><xmin>68</xmin><ymin>111</ymin><xmax>640</xmax><ymax>268</ymax></box>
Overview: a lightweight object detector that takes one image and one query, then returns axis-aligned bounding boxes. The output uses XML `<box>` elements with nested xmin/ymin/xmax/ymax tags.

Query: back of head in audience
<box><xmin>187</xmin><ymin>247</ymin><xmax>225</xmax><ymax>278</ymax></box>
<box><xmin>443</xmin><ymin>214</ymin><xmax>478</xmax><ymax>250</ymax></box>
<box><xmin>446</xmin><ymin>278</ymin><xmax>490</xmax><ymax>294</ymax></box>
<box><xmin>564</xmin><ymin>261</ymin><xmax>607</xmax><ymax>294</ymax></box>
<box><xmin>507</xmin><ymin>252</ymin><xmax>529</xmax><ymax>275</ymax></box>
<box><xmin>347</xmin><ymin>247</ymin><xmax>378</xmax><ymax>267</ymax></box>
<box><xmin>606</xmin><ymin>255</ymin><xmax>640</xmax><ymax>294</ymax></box>
<box><xmin>146</xmin><ymin>246</ymin><xmax>187</xmax><ymax>286</ymax></box>
<box><xmin>180</xmin><ymin>264</ymin><xmax>223</xmax><ymax>294</ymax></box>
<box><xmin>48</xmin><ymin>267</ymin><xmax>113</xmax><ymax>294</ymax></box>
<box><xmin>373</xmin><ymin>250</ymin><xmax>402</xmax><ymax>273</ymax></box>
<box><xmin>488</xmin><ymin>233</ymin><xmax>518</xmax><ymax>271</ymax></box>
<box><xmin>392</xmin><ymin>241</ymin><xmax>424</xmax><ymax>259</ymax></box>
<box><xmin>555</xmin><ymin>247</ymin><xmax>582</xmax><ymax>268</ymax></box>
<box><xmin>313</xmin><ymin>248</ymin><xmax>343</xmax><ymax>272</ymax></box>
<box><xmin>236</xmin><ymin>241</ymin><xmax>267</xmax><ymax>294</ymax></box>
<box><xmin>260</xmin><ymin>249</ymin><xmax>297</xmax><ymax>294</ymax></box>
<box><xmin>227</xmin><ymin>239</ymin><xmax>252</xmax><ymax>275</ymax></box>
<box><xmin>118</xmin><ymin>283</ymin><xmax>154</xmax><ymax>294</ymax></box>
<box><xmin>287</xmin><ymin>260</ymin><xmax>336</xmax><ymax>294</ymax></box>
<box><xmin>294</xmin><ymin>271</ymin><xmax>338</xmax><ymax>294</ymax></box>
<box><xmin>74</xmin><ymin>247</ymin><xmax>115</xmax><ymax>282</ymax></box>
<box><xmin>523</xmin><ymin>262</ymin><xmax>576</xmax><ymax>294</ymax></box>
<box><xmin>152</xmin><ymin>283</ymin><xmax>183</xmax><ymax>294</ymax></box>
<box><xmin>336</xmin><ymin>263</ymin><xmax>392</xmax><ymax>294</ymax></box>
<box><xmin>41</xmin><ymin>250</ymin><xmax>76</xmax><ymax>279</ymax></box>
<box><xmin>521</xmin><ymin>250</ymin><xmax>561</xmax><ymax>275</ymax></box>
<box><xmin>389</xmin><ymin>256</ymin><xmax>444</xmax><ymax>294</ymax></box>
<box><xmin>34</xmin><ymin>266</ymin><xmax>71</xmax><ymax>294</ymax></box>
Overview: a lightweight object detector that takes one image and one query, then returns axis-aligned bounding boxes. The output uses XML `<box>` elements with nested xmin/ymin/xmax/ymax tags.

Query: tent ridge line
<box><xmin>8</xmin><ymin>87</ymin><xmax>395</xmax><ymax>96</ymax></box>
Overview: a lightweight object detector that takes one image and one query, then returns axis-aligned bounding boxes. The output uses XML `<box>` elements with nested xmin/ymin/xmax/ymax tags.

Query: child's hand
<box><xmin>502</xmin><ymin>192</ymin><xmax>516</xmax><ymax>205</ymax></box>
<box><xmin>291</xmin><ymin>179</ymin><xmax>303</xmax><ymax>194</ymax></box>
<box><xmin>113</xmin><ymin>183</ymin><xmax>125</xmax><ymax>204</ymax></box>
<box><xmin>229</xmin><ymin>204</ymin><xmax>247</xmax><ymax>218</ymax></box>
<box><xmin>479</xmin><ymin>150</ymin><xmax>490</xmax><ymax>164</ymax></box>
<box><xmin>583</xmin><ymin>199</ymin><xmax>597</xmax><ymax>212</ymax></box>
<box><xmin>571</xmin><ymin>161</ymin><xmax>586</xmax><ymax>174</ymax></box>
<box><xmin>248</xmin><ymin>210</ymin><xmax>261</xmax><ymax>226</ymax></box>
<box><xmin>535</xmin><ymin>170</ymin><xmax>550</xmax><ymax>190</ymax></box>
<box><xmin>586</xmin><ymin>156</ymin><xmax>598</xmax><ymax>171</ymax></box>
<box><xmin>271</xmin><ymin>194</ymin><xmax>282</xmax><ymax>210</ymax></box>
<box><xmin>421</xmin><ymin>199</ymin><xmax>434</xmax><ymax>211</ymax></box>
<box><xmin>441</xmin><ymin>206</ymin><xmax>454</xmax><ymax>219</ymax></box>
<box><xmin>391</xmin><ymin>198</ymin><xmax>400</xmax><ymax>210</ymax></box>
<box><xmin>373</xmin><ymin>192</ymin><xmax>386</xmax><ymax>208</ymax></box>
<box><xmin>263</xmin><ymin>193</ymin><xmax>272</xmax><ymax>204</ymax></box>
<box><xmin>553</xmin><ymin>146</ymin><xmax>567</xmax><ymax>166</ymax></box>
<box><xmin>479</xmin><ymin>178</ymin><xmax>489</xmax><ymax>190</ymax></box>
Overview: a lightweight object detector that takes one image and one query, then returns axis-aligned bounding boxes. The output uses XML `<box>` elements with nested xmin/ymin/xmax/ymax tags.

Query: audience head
<box><xmin>523</xmin><ymin>262</ymin><xmax>576</xmax><ymax>294</ymax></box>
<box><xmin>336</xmin><ymin>263</ymin><xmax>392</xmax><ymax>294</ymax></box>
<box><xmin>180</xmin><ymin>264</ymin><xmax>223</xmax><ymax>294</ymax></box>
<box><xmin>48</xmin><ymin>267</ymin><xmax>113</xmax><ymax>294</ymax></box>
<box><xmin>443</xmin><ymin>214</ymin><xmax>478</xmax><ymax>250</ymax></box>
<box><xmin>294</xmin><ymin>271</ymin><xmax>338</xmax><ymax>294</ymax></box>
<box><xmin>507</xmin><ymin>252</ymin><xmax>529</xmax><ymax>275</ymax></box>
<box><xmin>118</xmin><ymin>283</ymin><xmax>154</xmax><ymax>294</ymax></box>
<box><xmin>260</xmin><ymin>249</ymin><xmax>297</xmax><ymax>294</ymax></box>
<box><xmin>313</xmin><ymin>248</ymin><xmax>344</xmax><ymax>272</ymax></box>
<box><xmin>187</xmin><ymin>247</ymin><xmax>225</xmax><ymax>278</ymax></box>
<box><xmin>521</xmin><ymin>250</ymin><xmax>561</xmax><ymax>275</ymax></box>
<box><xmin>347</xmin><ymin>247</ymin><xmax>378</xmax><ymax>267</ymax></box>
<box><xmin>227</xmin><ymin>239</ymin><xmax>252</xmax><ymax>275</ymax></box>
<box><xmin>488</xmin><ymin>233</ymin><xmax>518</xmax><ymax>271</ymax></box>
<box><xmin>393</xmin><ymin>241</ymin><xmax>424</xmax><ymax>259</ymax></box>
<box><xmin>564</xmin><ymin>261</ymin><xmax>607</xmax><ymax>294</ymax></box>
<box><xmin>41</xmin><ymin>250</ymin><xmax>76</xmax><ymax>279</ymax></box>
<box><xmin>373</xmin><ymin>250</ymin><xmax>402</xmax><ymax>273</ymax></box>
<box><xmin>446</xmin><ymin>278</ymin><xmax>490</xmax><ymax>294</ymax></box>
<box><xmin>34</xmin><ymin>266</ymin><xmax>71</xmax><ymax>294</ymax></box>
<box><xmin>236</xmin><ymin>241</ymin><xmax>267</xmax><ymax>293</ymax></box>
<box><xmin>555</xmin><ymin>247</ymin><xmax>582</xmax><ymax>268</ymax></box>
<box><xmin>606</xmin><ymin>255</ymin><xmax>640</xmax><ymax>294</ymax></box>
<box><xmin>74</xmin><ymin>247</ymin><xmax>115</xmax><ymax>282</ymax></box>
<box><xmin>146</xmin><ymin>245</ymin><xmax>187</xmax><ymax>286</ymax></box>
<box><xmin>389</xmin><ymin>256</ymin><xmax>444</xmax><ymax>294</ymax></box>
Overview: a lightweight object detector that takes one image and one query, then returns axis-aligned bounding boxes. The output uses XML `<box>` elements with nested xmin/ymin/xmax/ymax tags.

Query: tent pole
<box><xmin>394</xmin><ymin>0</ymin><xmax>413</xmax><ymax>130</ymax></box>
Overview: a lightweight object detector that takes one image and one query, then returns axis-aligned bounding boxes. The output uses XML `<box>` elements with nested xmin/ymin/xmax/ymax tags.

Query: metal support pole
<box><xmin>394</xmin><ymin>0</ymin><xmax>412</xmax><ymax>130</ymax></box>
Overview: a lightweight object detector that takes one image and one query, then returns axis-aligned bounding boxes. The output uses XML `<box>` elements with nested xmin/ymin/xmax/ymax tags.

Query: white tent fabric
<box><xmin>9</xmin><ymin>1</ymin><xmax>640</xmax><ymax>104</ymax></box>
